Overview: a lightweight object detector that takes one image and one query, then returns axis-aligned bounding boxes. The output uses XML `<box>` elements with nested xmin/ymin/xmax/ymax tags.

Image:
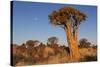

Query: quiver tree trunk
<box><xmin>64</xmin><ymin>22</ymin><xmax>80</xmax><ymax>62</ymax></box>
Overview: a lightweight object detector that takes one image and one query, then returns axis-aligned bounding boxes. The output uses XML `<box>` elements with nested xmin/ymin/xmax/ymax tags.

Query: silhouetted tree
<box><xmin>79</xmin><ymin>38</ymin><xmax>91</xmax><ymax>48</ymax></box>
<box><xmin>26</xmin><ymin>40</ymin><xmax>34</xmax><ymax>48</ymax></box>
<box><xmin>48</xmin><ymin>6</ymin><xmax>86</xmax><ymax>61</ymax></box>
<box><xmin>86</xmin><ymin>42</ymin><xmax>91</xmax><ymax>47</ymax></box>
<box><xmin>47</xmin><ymin>36</ymin><xmax>58</xmax><ymax>45</ymax></box>
<box><xmin>26</xmin><ymin>40</ymin><xmax>40</xmax><ymax>48</ymax></box>
<box><xmin>25</xmin><ymin>40</ymin><xmax>40</xmax><ymax>57</ymax></box>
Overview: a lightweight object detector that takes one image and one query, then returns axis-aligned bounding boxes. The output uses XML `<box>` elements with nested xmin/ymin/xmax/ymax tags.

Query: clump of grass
<box><xmin>13</xmin><ymin>54</ymin><xmax>35</xmax><ymax>66</ymax></box>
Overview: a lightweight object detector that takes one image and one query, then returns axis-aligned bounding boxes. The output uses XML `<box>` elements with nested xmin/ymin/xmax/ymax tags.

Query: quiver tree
<box><xmin>48</xmin><ymin>6</ymin><xmax>87</xmax><ymax>61</ymax></box>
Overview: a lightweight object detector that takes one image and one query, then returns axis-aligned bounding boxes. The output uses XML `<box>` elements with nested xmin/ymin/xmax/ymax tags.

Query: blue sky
<box><xmin>12</xmin><ymin>1</ymin><xmax>97</xmax><ymax>45</ymax></box>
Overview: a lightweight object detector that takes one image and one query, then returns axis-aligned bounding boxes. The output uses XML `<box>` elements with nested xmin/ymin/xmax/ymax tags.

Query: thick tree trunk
<box><xmin>65</xmin><ymin>22</ymin><xmax>80</xmax><ymax>62</ymax></box>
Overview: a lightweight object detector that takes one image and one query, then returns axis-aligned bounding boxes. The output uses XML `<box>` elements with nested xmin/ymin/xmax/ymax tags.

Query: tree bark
<box><xmin>65</xmin><ymin>22</ymin><xmax>80</xmax><ymax>62</ymax></box>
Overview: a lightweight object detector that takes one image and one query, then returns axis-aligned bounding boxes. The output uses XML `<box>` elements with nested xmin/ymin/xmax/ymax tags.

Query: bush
<box><xmin>13</xmin><ymin>54</ymin><xmax>36</xmax><ymax>66</ymax></box>
<box><xmin>12</xmin><ymin>54</ymin><xmax>24</xmax><ymax>66</ymax></box>
<box><xmin>80</xmin><ymin>55</ymin><xmax>97</xmax><ymax>62</ymax></box>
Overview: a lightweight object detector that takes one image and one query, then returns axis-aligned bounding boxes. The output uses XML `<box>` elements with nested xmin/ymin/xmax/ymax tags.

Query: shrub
<box><xmin>13</xmin><ymin>54</ymin><xmax>35</xmax><ymax>66</ymax></box>
<box><xmin>12</xmin><ymin>54</ymin><xmax>24</xmax><ymax>66</ymax></box>
<box><xmin>80</xmin><ymin>55</ymin><xmax>97</xmax><ymax>62</ymax></box>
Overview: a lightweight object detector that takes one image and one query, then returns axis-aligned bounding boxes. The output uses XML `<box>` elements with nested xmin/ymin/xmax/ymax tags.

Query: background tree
<box><xmin>26</xmin><ymin>40</ymin><xmax>35</xmax><ymax>49</ymax></box>
<box><xmin>48</xmin><ymin>6</ymin><xmax>86</xmax><ymax>61</ymax></box>
<box><xmin>26</xmin><ymin>40</ymin><xmax>40</xmax><ymax>57</ymax></box>
<box><xmin>79</xmin><ymin>38</ymin><xmax>91</xmax><ymax>48</ymax></box>
<box><xmin>86</xmin><ymin>42</ymin><xmax>91</xmax><ymax>47</ymax></box>
<box><xmin>26</xmin><ymin>40</ymin><xmax>40</xmax><ymax>48</ymax></box>
<box><xmin>47</xmin><ymin>36</ymin><xmax>58</xmax><ymax>45</ymax></box>
<box><xmin>33</xmin><ymin>40</ymin><xmax>40</xmax><ymax>46</ymax></box>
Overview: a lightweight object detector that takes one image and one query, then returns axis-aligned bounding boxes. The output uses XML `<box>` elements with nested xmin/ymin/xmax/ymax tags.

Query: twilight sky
<box><xmin>12</xmin><ymin>1</ymin><xmax>97</xmax><ymax>45</ymax></box>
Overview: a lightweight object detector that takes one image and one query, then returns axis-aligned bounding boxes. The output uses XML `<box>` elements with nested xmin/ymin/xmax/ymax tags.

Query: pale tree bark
<box><xmin>64</xmin><ymin>22</ymin><xmax>80</xmax><ymax>62</ymax></box>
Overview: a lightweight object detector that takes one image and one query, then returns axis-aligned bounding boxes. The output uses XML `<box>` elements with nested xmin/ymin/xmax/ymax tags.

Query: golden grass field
<box><xmin>12</xmin><ymin>43</ymin><xmax>97</xmax><ymax>66</ymax></box>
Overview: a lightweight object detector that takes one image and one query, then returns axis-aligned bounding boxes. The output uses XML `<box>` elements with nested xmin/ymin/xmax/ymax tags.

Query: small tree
<box><xmin>26</xmin><ymin>40</ymin><xmax>35</xmax><ymax>48</ymax></box>
<box><xmin>47</xmin><ymin>36</ymin><xmax>58</xmax><ymax>45</ymax></box>
<box><xmin>26</xmin><ymin>40</ymin><xmax>40</xmax><ymax>48</ymax></box>
<box><xmin>79</xmin><ymin>38</ymin><xmax>91</xmax><ymax>48</ymax></box>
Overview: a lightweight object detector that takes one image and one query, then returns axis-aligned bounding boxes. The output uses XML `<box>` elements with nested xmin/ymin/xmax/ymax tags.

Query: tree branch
<box><xmin>73</xmin><ymin>25</ymin><xmax>78</xmax><ymax>41</ymax></box>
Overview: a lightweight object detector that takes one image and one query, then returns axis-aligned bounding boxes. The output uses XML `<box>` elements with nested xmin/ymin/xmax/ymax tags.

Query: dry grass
<box><xmin>12</xmin><ymin>44</ymin><xmax>97</xmax><ymax>66</ymax></box>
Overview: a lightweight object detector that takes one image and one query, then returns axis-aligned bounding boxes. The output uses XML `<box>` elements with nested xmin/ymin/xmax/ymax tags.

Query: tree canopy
<box><xmin>47</xmin><ymin>36</ymin><xmax>58</xmax><ymax>45</ymax></box>
<box><xmin>79</xmin><ymin>38</ymin><xmax>91</xmax><ymax>48</ymax></box>
<box><xmin>48</xmin><ymin>6</ymin><xmax>86</xmax><ymax>28</ymax></box>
